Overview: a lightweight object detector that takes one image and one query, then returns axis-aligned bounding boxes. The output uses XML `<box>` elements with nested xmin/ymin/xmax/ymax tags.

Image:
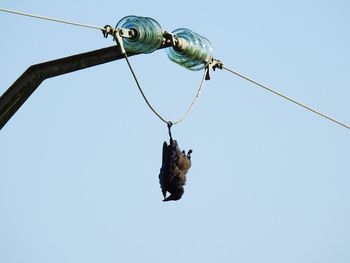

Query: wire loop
<box><xmin>123</xmin><ymin>52</ymin><xmax>209</xmax><ymax>126</ymax></box>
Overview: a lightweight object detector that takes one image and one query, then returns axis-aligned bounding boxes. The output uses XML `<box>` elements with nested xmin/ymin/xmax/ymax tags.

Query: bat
<box><xmin>159</xmin><ymin>138</ymin><xmax>192</xmax><ymax>201</ymax></box>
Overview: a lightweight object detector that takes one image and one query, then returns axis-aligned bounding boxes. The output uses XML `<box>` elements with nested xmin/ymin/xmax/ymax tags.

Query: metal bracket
<box><xmin>119</xmin><ymin>28</ymin><xmax>135</xmax><ymax>38</ymax></box>
<box><xmin>163</xmin><ymin>31</ymin><xmax>176</xmax><ymax>47</ymax></box>
<box><xmin>102</xmin><ymin>25</ymin><xmax>135</xmax><ymax>40</ymax></box>
<box><xmin>102</xmin><ymin>26</ymin><xmax>137</xmax><ymax>55</ymax></box>
<box><xmin>205</xmin><ymin>58</ymin><xmax>224</xmax><ymax>80</ymax></box>
<box><xmin>114</xmin><ymin>31</ymin><xmax>126</xmax><ymax>55</ymax></box>
<box><xmin>102</xmin><ymin>25</ymin><xmax>115</xmax><ymax>38</ymax></box>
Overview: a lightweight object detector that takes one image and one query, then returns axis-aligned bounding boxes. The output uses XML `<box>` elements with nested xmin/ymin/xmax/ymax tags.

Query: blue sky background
<box><xmin>1</xmin><ymin>1</ymin><xmax>349</xmax><ymax>262</ymax></box>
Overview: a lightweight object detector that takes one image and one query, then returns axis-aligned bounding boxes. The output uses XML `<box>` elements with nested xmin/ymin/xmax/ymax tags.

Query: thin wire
<box><xmin>172</xmin><ymin>67</ymin><xmax>208</xmax><ymax>125</ymax></box>
<box><xmin>124</xmin><ymin>53</ymin><xmax>208</xmax><ymax>125</ymax></box>
<box><xmin>124</xmin><ymin>55</ymin><xmax>168</xmax><ymax>124</ymax></box>
<box><xmin>222</xmin><ymin>66</ymin><xmax>350</xmax><ymax>129</ymax></box>
<box><xmin>0</xmin><ymin>7</ymin><xmax>104</xmax><ymax>30</ymax></box>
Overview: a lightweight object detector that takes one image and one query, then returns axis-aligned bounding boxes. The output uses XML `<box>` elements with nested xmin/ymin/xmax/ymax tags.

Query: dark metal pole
<box><xmin>0</xmin><ymin>43</ymin><xmax>169</xmax><ymax>130</ymax></box>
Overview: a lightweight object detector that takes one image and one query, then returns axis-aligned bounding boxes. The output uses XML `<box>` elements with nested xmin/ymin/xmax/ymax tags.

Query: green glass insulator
<box><xmin>166</xmin><ymin>28</ymin><xmax>213</xmax><ymax>71</ymax></box>
<box><xmin>116</xmin><ymin>15</ymin><xmax>163</xmax><ymax>54</ymax></box>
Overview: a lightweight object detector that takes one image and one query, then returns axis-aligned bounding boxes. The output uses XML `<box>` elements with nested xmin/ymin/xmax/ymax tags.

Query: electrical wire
<box><xmin>172</xmin><ymin>67</ymin><xmax>208</xmax><ymax>125</ymax></box>
<box><xmin>124</xmin><ymin>53</ymin><xmax>208</xmax><ymax>126</ymax></box>
<box><xmin>222</xmin><ymin>65</ymin><xmax>350</xmax><ymax>129</ymax></box>
<box><xmin>0</xmin><ymin>7</ymin><xmax>104</xmax><ymax>30</ymax></box>
<box><xmin>124</xmin><ymin>55</ymin><xmax>169</xmax><ymax>124</ymax></box>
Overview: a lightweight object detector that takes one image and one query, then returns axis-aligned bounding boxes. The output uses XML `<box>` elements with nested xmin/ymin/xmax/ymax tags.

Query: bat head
<box><xmin>162</xmin><ymin>187</ymin><xmax>184</xmax><ymax>202</ymax></box>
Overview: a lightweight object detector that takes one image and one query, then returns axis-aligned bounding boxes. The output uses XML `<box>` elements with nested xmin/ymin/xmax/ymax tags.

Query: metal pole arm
<box><xmin>0</xmin><ymin>43</ymin><xmax>168</xmax><ymax>130</ymax></box>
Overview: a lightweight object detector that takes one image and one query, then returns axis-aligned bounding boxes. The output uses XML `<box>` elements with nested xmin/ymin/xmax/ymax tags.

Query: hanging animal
<box><xmin>159</xmin><ymin>138</ymin><xmax>192</xmax><ymax>201</ymax></box>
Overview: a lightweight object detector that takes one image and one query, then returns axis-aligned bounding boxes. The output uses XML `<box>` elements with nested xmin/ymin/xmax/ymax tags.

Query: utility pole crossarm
<box><xmin>0</xmin><ymin>44</ymin><xmax>169</xmax><ymax>130</ymax></box>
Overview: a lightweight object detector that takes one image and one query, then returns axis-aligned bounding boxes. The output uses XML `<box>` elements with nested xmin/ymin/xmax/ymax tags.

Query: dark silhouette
<box><xmin>159</xmin><ymin>139</ymin><xmax>192</xmax><ymax>201</ymax></box>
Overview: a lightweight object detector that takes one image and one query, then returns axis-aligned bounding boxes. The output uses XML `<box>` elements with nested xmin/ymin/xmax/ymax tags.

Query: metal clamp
<box><xmin>102</xmin><ymin>25</ymin><xmax>115</xmax><ymax>38</ymax></box>
<box><xmin>205</xmin><ymin>58</ymin><xmax>224</xmax><ymax>80</ymax></box>
<box><xmin>102</xmin><ymin>25</ymin><xmax>135</xmax><ymax>40</ymax></box>
<box><xmin>163</xmin><ymin>31</ymin><xmax>176</xmax><ymax>47</ymax></box>
<box><xmin>102</xmin><ymin>26</ymin><xmax>138</xmax><ymax>55</ymax></box>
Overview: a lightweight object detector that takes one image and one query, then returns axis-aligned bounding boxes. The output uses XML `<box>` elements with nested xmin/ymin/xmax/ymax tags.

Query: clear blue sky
<box><xmin>1</xmin><ymin>1</ymin><xmax>349</xmax><ymax>262</ymax></box>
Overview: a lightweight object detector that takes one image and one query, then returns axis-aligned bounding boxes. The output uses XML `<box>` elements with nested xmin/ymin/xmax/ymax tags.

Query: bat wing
<box><xmin>159</xmin><ymin>141</ymin><xmax>169</xmax><ymax>198</ymax></box>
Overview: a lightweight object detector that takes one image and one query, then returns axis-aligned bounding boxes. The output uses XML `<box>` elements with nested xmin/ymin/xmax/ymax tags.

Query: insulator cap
<box><xmin>116</xmin><ymin>15</ymin><xmax>163</xmax><ymax>54</ymax></box>
<box><xmin>166</xmin><ymin>28</ymin><xmax>213</xmax><ymax>71</ymax></box>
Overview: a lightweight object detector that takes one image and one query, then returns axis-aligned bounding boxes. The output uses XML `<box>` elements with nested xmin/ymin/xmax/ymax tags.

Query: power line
<box><xmin>1</xmin><ymin>7</ymin><xmax>348</xmax><ymax>129</ymax></box>
<box><xmin>222</xmin><ymin>66</ymin><xmax>350</xmax><ymax>129</ymax></box>
<box><xmin>0</xmin><ymin>7</ymin><xmax>104</xmax><ymax>30</ymax></box>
